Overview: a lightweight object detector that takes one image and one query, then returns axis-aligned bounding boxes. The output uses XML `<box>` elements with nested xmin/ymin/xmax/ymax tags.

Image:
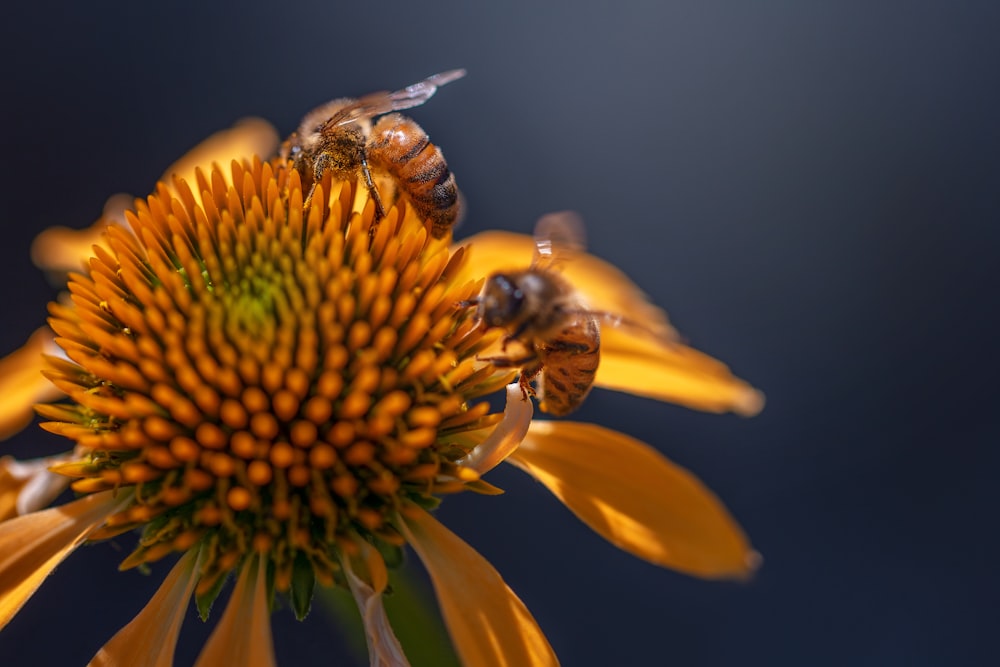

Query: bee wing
<box><xmin>326</xmin><ymin>69</ymin><xmax>467</xmax><ymax>128</ymax></box>
<box><xmin>533</xmin><ymin>211</ymin><xmax>587</xmax><ymax>269</ymax></box>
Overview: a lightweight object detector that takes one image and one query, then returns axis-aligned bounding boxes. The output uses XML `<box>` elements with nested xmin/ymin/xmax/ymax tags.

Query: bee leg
<box><xmin>477</xmin><ymin>352</ymin><xmax>537</xmax><ymax>368</ymax></box>
<box><xmin>517</xmin><ymin>360</ymin><xmax>543</xmax><ymax>400</ymax></box>
<box><xmin>303</xmin><ymin>183</ymin><xmax>318</xmax><ymax>212</ymax></box>
<box><xmin>476</xmin><ymin>352</ymin><xmax>542</xmax><ymax>374</ymax></box>
<box><xmin>359</xmin><ymin>151</ymin><xmax>387</xmax><ymax>220</ymax></box>
<box><xmin>500</xmin><ymin>334</ymin><xmax>523</xmax><ymax>352</ymax></box>
<box><xmin>304</xmin><ymin>153</ymin><xmax>334</xmax><ymax>212</ymax></box>
<box><xmin>477</xmin><ymin>352</ymin><xmax>541</xmax><ymax>400</ymax></box>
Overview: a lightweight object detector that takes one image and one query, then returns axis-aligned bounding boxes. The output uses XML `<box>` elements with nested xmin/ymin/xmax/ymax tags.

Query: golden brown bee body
<box><xmin>473</xmin><ymin>213</ymin><xmax>602</xmax><ymax>416</ymax></box>
<box><xmin>366</xmin><ymin>114</ymin><xmax>459</xmax><ymax>238</ymax></box>
<box><xmin>280</xmin><ymin>70</ymin><xmax>464</xmax><ymax>238</ymax></box>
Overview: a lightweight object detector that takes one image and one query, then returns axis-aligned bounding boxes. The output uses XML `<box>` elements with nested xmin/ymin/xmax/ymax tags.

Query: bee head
<box><xmin>479</xmin><ymin>273</ymin><xmax>524</xmax><ymax>327</ymax></box>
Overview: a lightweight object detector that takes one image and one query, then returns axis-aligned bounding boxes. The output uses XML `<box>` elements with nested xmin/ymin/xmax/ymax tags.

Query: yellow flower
<box><xmin>0</xmin><ymin>119</ymin><xmax>763</xmax><ymax>666</ymax></box>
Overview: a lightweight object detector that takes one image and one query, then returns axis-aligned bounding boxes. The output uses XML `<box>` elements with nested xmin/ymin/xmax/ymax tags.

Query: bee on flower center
<box><xmin>279</xmin><ymin>69</ymin><xmax>465</xmax><ymax>239</ymax></box>
<box><xmin>468</xmin><ymin>212</ymin><xmax>606</xmax><ymax>416</ymax></box>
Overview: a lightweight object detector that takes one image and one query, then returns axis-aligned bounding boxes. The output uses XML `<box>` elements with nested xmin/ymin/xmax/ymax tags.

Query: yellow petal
<box><xmin>458</xmin><ymin>383</ymin><xmax>533</xmax><ymax>475</ymax></box>
<box><xmin>343</xmin><ymin>544</ymin><xmax>410</xmax><ymax>666</ymax></box>
<box><xmin>159</xmin><ymin>117</ymin><xmax>278</xmax><ymax>197</ymax></box>
<box><xmin>31</xmin><ymin>117</ymin><xmax>279</xmax><ymax>275</ymax></box>
<box><xmin>30</xmin><ymin>195</ymin><xmax>131</xmax><ymax>274</ymax></box>
<box><xmin>194</xmin><ymin>555</ymin><xmax>276</xmax><ymax>667</ymax></box>
<box><xmin>0</xmin><ymin>453</ymin><xmax>73</xmax><ymax>522</ymax></box>
<box><xmin>599</xmin><ymin>326</ymin><xmax>765</xmax><ymax>416</ymax></box>
<box><xmin>507</xmin><ymin>421</ymin><xmax>758</xmax><ymax>579</ymax></box>
<box><xmin>453</xmin><ymin>231</ymin><xmax>676</xmax><ymax>342</ymax></box>
<box><xmin>0</xmin><ymin>460</ymin><xmax>20</xmax><ymax>523</ymax></box>
<box><xmin>0</xmin><ymin>490</ymin><xmax>123</xmax><ymax>629</ymax></box>
<box><xmin>0</xmin><ymin>328</ymin><xmax>64</xmax><ymax>440</ymax></box>
<box><xmin>90</xmin><ymin>548</ymin><xmax>200</xmax><ymax>667</ymax></box>
<box><xmin>399</xmin><ymin>507</ymin><xmax>558</xmax><ymax>667</ymax></box>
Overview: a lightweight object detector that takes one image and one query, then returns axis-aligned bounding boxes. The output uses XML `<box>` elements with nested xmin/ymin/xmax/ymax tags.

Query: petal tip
<box><xmin>732</xmin><ymin>548</ymin><xmax>764</xmax><ymax>582</ymax></box>
<box><xmin>734</xmin><ymin>388</ymin><xmax>766</xmax><ymax>417</ymax></box>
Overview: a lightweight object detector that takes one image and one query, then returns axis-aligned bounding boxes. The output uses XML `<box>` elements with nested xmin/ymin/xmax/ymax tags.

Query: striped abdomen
<box><xmin>368</xmin><ymin>113</ymin><xmax>460</xmax><ymax>239</ymax></box>
<box><xmin>537</xmin><ymin>315</ymin><xmax>601</xmax><ymax>416</ymax></box>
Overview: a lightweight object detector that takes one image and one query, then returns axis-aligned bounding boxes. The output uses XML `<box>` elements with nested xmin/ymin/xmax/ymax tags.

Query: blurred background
<box><xmin>1</xmin><ymin>1</ymin><xmax>997</xmax><ymax>665</ymax></box>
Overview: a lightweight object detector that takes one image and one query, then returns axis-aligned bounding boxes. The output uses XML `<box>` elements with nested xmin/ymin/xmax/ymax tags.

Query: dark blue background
<box><xmin>1</xmin><ymin>1</ymin><xmax>997</xmax><ymax>665</ymax></box>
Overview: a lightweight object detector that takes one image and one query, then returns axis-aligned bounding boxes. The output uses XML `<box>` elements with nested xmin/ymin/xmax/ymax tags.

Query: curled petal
<box><xmin>399</xmin><ymin>507</ymin><xmax>558</xmax><ymax>667</ymax></box>
<box><xmin>343</xmin><ymin>544</ymin><xmax>409</xmax><ymax>667</ymax></box>
<box><xmin>0</xmin><ymin>452</ymin><xmax>74</xmax><ymax>521</ymax></box>
<box><xmin>0</xmin><ymin>328</ymin><xmax>64</xmax><ymax>440</ymax></box>
<box><xmin>507</xmin><ymin>421</ymin><xmax>758</xmax><ymax>579</ymax></box>
<box><xmin>194</xmin><ymin>554</ymin><xmax>276</xmax><ymax>667</ymax></box>
<box><xmin>0</xmin><ymin>490</ymin><xmax>124</xmax><ymax>629</ymax></box>
<box><xmin>458</xmin><ymin>383</ymin><xmax>533</xmax><ymax>475</ymax></box>
<box><xmin>90</xmin><ymin>548</ymin><xmax>201</xmax><ymax>667</ymax></box>
<box><xmin>599</xmin><ymin>327</ymin><xmax>765</xmax><ymax>416</ymax></box>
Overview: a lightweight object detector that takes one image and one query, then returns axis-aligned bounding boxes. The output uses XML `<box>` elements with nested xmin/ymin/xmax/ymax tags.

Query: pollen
<box><xmin>38</xmin><ymin>158</ymin><xmax>512</xmax><ymax>604</ymax></box>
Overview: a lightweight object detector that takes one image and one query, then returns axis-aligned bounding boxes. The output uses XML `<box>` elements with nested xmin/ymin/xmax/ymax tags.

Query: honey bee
<box><xmin>469</xmin><ymin>212</ymin><xmax>604</xmax><ymax>416</ymax></box>
<box><xmin>279</xmin><ymin>69</ymin><xmax>465</xmax><ymax>239</ymax></box>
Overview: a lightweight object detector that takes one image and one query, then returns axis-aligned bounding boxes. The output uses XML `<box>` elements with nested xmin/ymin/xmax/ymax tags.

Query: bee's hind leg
<box><xmin>517</xmin><ymin>360</ymin><xmax>543</xmax><ymax>400</ymax></box>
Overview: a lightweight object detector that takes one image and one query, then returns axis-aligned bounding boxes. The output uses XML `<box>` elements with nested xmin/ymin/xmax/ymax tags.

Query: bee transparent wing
<box><xmin>388</xmin><ymin>69</ymin><xmax>467</xmax><ymax>109</ymax></box>
<box><xmin>532</xmin><ymin>212</ymin><xmax>671</xmax><ymax>342</ymax></box>
<box><xmin>328</xmin><ymin>69</ymin><xmax>467</xmax><ymax>128</ymax></box>
<box><xmin>533</xmin><ymin>210</ymin><xmax>587</xmax><ymax>269</ymax></box>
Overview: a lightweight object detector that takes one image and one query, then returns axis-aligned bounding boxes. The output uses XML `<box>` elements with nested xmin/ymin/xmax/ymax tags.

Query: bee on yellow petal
<box><xmin>465</xmin><ymin>212</ymin><xmax>601</xmax><ymax>415</ymax></box>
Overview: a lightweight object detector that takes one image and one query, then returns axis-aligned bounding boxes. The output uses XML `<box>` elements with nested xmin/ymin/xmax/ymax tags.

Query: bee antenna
<box><xmin>456</xmin><ymin>298</ymin><xmax>479</xmax><ymax>309</ymax></box>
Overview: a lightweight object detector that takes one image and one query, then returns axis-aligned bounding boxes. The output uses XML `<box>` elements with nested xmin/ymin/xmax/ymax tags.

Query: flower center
<box><xmin>40</xmin><ymin>159</ymin><xmax>510</xmax><ymax>606</ymax></box>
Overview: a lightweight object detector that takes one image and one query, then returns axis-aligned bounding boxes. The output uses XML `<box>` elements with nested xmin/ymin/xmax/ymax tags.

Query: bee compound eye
<box><xmin>482</xmin><ymin>274</ymin><xmax>523</xmax><ymax>326</ymax></box>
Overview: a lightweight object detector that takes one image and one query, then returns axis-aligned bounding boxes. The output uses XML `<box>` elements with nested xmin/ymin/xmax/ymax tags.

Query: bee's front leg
<box><xmin>358</xmin><ymin>151</ymin><xmax>387</xmax><ymax>220</ymax></box>
<box><xmin>304</xmin><ymin>152</ymin><xmax>334</xmax><ymax>212</ymax></box>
